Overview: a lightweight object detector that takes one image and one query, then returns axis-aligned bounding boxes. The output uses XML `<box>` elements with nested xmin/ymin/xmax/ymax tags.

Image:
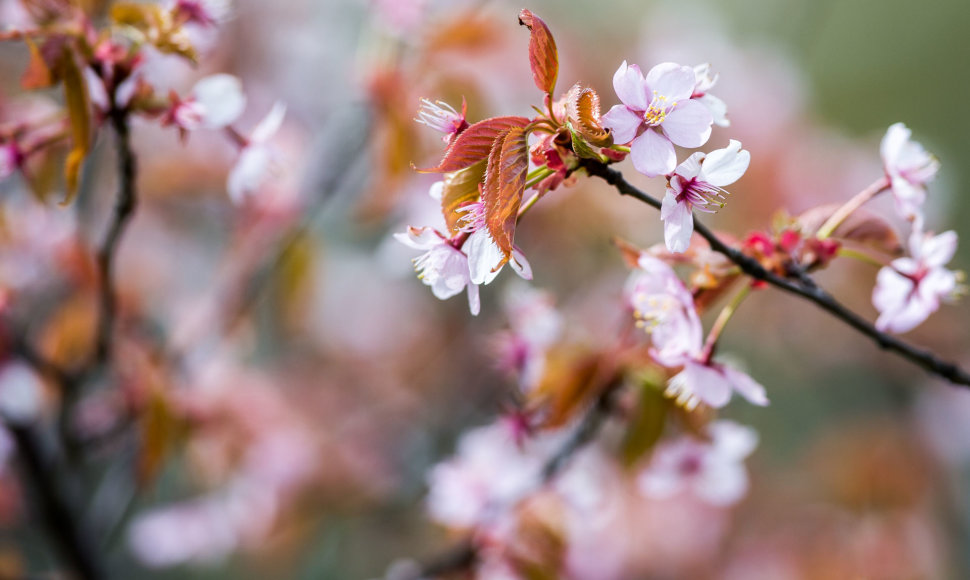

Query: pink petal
<box><xmin>682</xmin><ymin>361</ymin><xmax>732</xmax><ymax>408</ymax></box>
<box><xmin>661</xmin><ymin>100</ymin><xmax>712</xmax><ymax>148</ymax></box>
<box><xmin>630</xmin><ymin>129</ymin><xmax>675</xmax><ymax>177</ymax></box>
<box><xmin>661</xmin><ymin>191</ymin><xmax>694</xmax><ymax>254</ymax></box>
<box><xmin>612</xmin><ymin>61</ymin><xmax>648</xmax><ymax>112</ymax></box>
<box><xmin>722</xmin><ymin>366</ymin><xmax>769</xmax><ymax>406</ymax></box>
<box><xmin>601</xmin><ymin>105</ymin><xmax>642</xmax><ymax>145</ymax></box>
<box><xmin>920</xmin><ymin>230</ymin><xmax>958</xmax><ymax>267</ymax></box>
<box><xmin>510</xmin><ymin>246</ymin><xmax>533</xmax><ymax>280</ymax></box>
<box><xmin>644</xmin><ymin>63</ymin><xmax>696</xmax><ymax>102</ymax></box>
<box><xmin>699</xmin><ymin>140</ymin><xmax>749</xmax><ymax>186</ymax></box>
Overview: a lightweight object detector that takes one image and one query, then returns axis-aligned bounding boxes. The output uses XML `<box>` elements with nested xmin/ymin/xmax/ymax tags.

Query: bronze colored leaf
<box><xmin>441</xmin><ymin>160</ymin><xmax>486</xmax><ymax>234</ymax></box>
<box><xmin>518</xmin><ymin>9</ymin><xmax>558</xmax><ymax>96</ymax></box>
<box><xmin>59</xmin><ymin>47</ymin><xmax>92</xmax><ymax>205</ymax></box>
<box><xmin>482</xmin><ymin>126</ymin><xmax>529</xmax><ymax>261</ymax></box>
<box><xmin>621</xmin><ymin>381</ymin><xmax>667</xmax><ymax>466</ymax></box>
<box><xmin>529</xmin><ymin>347</ymin><xmax>603</xmax><ymax>429</ymax></box>
<box><xmin>566</xmin><ymin>84</ymin><xmax>612</xmax><ymax>147</ymax></box>
<box><xmin>566</xmin><ymin>122</ymin><xmax>600</xmax><ymax>160</ymax></box>
<box><xmin>416</xmin><ymin>115</ymin><xmax>529</xmax><ymax>174</ymax></box>
<box><xmin>797</xmin><ymin>204</ymin><xmax>902</xmax><ymax>256</ymax></box>
<box><xmin>21</xmin><ymin>38</ymin><xmax>55</xmax><ymax>90</ymax></box>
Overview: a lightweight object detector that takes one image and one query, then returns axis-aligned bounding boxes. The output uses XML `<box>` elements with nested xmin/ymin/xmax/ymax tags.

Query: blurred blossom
<box><xmin>395</xmin><ymin>226</ymin><xmax>480</xmax><ymax>315</ymax></box>
<box><xmin>425</xmin><ymin>419</ymin><xmax>563</xmax><ymax>532</ymax></box>
<box><xmin>0</xmin><ymin>363</ymin><xmax>43</xmax><ymax>425</ymax></box>
<box><xmin>627</xmin><ymin>255</ymin><xmax>768</xmax><ymax>408</ymax></box>
<box><xmin>368</xmin><ymin>0</ymin><xmax>429</xmax><ymax>36</ymax></box>
<box><xmin>0</xmin><ymin>143</ymin><xmax>19</xmax><ymax>181</ymax></box>
<box><xmin>602</xmin><ymin>61</ymin><xmax>713</xmax><ymax>177</ymax></box>
<box><xmin>164</xmin><ymin>74</ymin><xmax>247</xmax><ymax>134</ymax></box>
<box><xmin>227</xmin><ymin>102</ymin><xmax>287</xmax><ymax>204</ymax></box>
<box><xmin>881</xmin><ymin>122</ymin><xmax>940</xmax><ymax>221</ymax></box>
<box><xmin>638</xmin><ymin>420</ymin><xmax>758</xmax><ymax>506</ymax></box>
<box><xmin>873</xmin><ymin>226</ymin><xmax>959</xmax><ymax>334</ymax></box>
<box><xmin>494</xmin><ymin>284</ymin><xmax>563</xmax><ymax>392</ymax></box>
<box><xmin>172</xmin><ymin>0</ymin><xmax>232</xmax><ymax>27</ymax></box>
<box><xmin>915</xmin><ymin>384</ymin><xmax>970</xmax><ymax>465</ymax></box>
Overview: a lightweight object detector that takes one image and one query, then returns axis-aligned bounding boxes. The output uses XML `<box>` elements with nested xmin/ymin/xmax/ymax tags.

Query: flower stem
<box><xmin>816</xmin><ymin>176</ymin><xmax>891</xmax><ymax>240</ymax></box>
<box><xmin>701</xmin><ymin>283</ymin><xmax>752</xmax><ymax>362</ymax></box>
<box><xmin>837</xmin><ymin>246</ymin><xmax>887</xmax><ymax>268</ymax></box>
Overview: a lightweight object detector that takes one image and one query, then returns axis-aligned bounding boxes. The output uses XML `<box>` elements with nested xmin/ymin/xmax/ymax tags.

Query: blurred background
<box><xmin>1</xmin><ymin>0</ymin><xmax>970</xmax><ymax>578</ymax></box>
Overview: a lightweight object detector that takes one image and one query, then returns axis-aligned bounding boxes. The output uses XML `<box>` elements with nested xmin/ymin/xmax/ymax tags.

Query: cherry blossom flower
<box><xmin>163</xmin><ymin>74</ymin><xmax>247</xmax><ymax>136</ymax></box>
<box><xmin>638</xmin><ymin>420</ymin><xmax>758</xmax><ymax>506</ymax></box>
<box><xmin>415</xmin><ymin>98</ymin><xmax>468</xmax><ymax>144</ymax></box>
<box><xmin>495</xmin><ymin>284</ymin><xmax>562</xmax><ymax>392</ymax></box>
<box><xmin>425</xmin><ymin>419</ymin><xmax>560</xmax><ymax>531</ymax></box>
<box><xmin>691</xmin><ymin>63</ymin><xmax>729</xmax><ymax>127</ymax></box>
<box><xmin>0</xmin><ymin>143</ymin><xmax>19</xmax><ymax>181</ymax></box>
<box><xmin>227</xmin><ymin>102</ymin><xmax>286</xmax><ymax>204</ymax></box>
<box><xmin>394</xmin><ymin>226</ymin><xmax>481</xmax><ymax>315</ymax></box>
<box><xmin>873</xmin><ymin>226</ymin><xmax>960</xmax><ymax>334</ymax></box>
<box><xmin>880</xmin><ymin>122</ymin><xmax>940</xmax><ymax>220</ymax></box>
<box><xmin>458</xmin><ymin>202</ymin><xmax>532</xmax><ymax>286</ymax></box>
<box><xmin>601</xmin><ymin>61</ymin><xmax>713</xmax><ymax>177</ymax></box>
<box><xmin>626</xmin><ymin>255</ymin><xmax>768</xmax><ymax>408</ymax></box>
<box><xmin>172</xmin><ymin>0</ymin><xmax>232</xmax><ymax>27</ymax></box>
<box><xmin>661</xmin><ymin>139</ymin><xmax>750</xmax><ymax>253</ymax></box>
<box><xmin>0</xmin><ymin>362</ymin><xmax>44</xmax><ymax>425</ymax></box>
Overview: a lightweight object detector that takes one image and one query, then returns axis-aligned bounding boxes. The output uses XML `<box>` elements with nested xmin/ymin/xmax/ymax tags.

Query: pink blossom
<box><xmin>415</xmin><ymin>98</ymin><xmax>468</xmax><ymax>144</ymax></box>
<box><xmin>626</xmin><ymin>255</ymin><xmax>768</xmax><ymax>408</ymax></box>
<box><xmin>601</xmin><ymin>61</ymin><xmax>713</xmax><ymax>177</ymax></box>
<box><xmin>638</xmin><ymin>420</ymin><xmax>758</xmax><ymax>506</ymax></box>
<box><xmin>660</xmin><ymin>139</ymin><xmax>749</xmax><ymax>253</ymax></box>
<box><xmin>873</xmin><ymin>226</ymin><xmax>959</xmax><ymax>334</ymax></box>
<box><xmin>691</xmin><ymin>63</ymin><xmax>729</xmax><ymax>127</ymax></box>
<box><xmin>172</xmin><ymin>0</ymin><xmax>232</xmax><ymax>27</ymax></box>
<box><xmin>425</xmin><ymin>419</ymin><xmax>559</xmax><ymax>531</ymax></box>
<box><xmin>164</xmin><ymin>74</ymin><xmax>247</xmax><ymax>135</ymax></box>
<box><xmin>394</xmin><ymin>226</ymin><xmax>481</xmax><ymax>315</ymax></box>
<box><xmin>495</xmin><ymin>284</ymin><xmax>563</xmax><ymax>392</ymax></box>
<box><xmin>880</xmin><ymin>122</ymin><xmax>939</xmax><ymax>220</ymax></box>
<box><xmin>0</xmin><ymin>362</ymin><xmax>43</xmax><ymax>425</ymax></box>
<box><xmin>227</xmin><ymin>102</ymin><xmax>286</xmax><ymax>204</ymax></box>
<box><xmin>0</xmin><ymin>143</ymin><xmax>19</xmax><ymax>181</ymax></box>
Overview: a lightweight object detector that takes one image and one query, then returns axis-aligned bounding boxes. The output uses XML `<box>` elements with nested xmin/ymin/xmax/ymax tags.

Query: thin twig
<box><xmin>580</xmin><ymin>159</ymin><xmax>970</xmax><ymax>387</ymax></box>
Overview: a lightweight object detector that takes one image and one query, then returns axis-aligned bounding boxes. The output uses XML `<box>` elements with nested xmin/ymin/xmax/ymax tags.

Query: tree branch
<box><xmin>580</xmin><ymin>159</ymin><xmax>970</xmax><ymax>387</ymax></box>
<box><xmin>92</xmin><ymin>108</ymin><xmax>138</xmax><ymax>370</ymax></box>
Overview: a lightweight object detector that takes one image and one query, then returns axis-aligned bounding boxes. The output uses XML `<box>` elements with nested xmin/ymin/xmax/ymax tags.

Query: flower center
<box><xmin>642</xmin><ymin>91</ymin><xmax>677</xmax><ymax>126</ymax></box>
<box><xmin>677</xmin><ymin>178</ymin><xmax>727</xmax><ymax>213</ymax></box>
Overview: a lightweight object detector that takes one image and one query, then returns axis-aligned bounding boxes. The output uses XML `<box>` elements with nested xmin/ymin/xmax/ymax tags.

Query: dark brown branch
<box><xmin>10</xmin><ymin>424</ymin><xmax>104</xmax><ymax>580</ymax></box>
<box><xmin>580</xmin><ymin>159</ymin><xmax>970</xmax><ymax>387</ymax></box>
<box><xmin>92</xmin><ymin>108</ymin><xmax>138</xmax><ymax>370</ymax></box>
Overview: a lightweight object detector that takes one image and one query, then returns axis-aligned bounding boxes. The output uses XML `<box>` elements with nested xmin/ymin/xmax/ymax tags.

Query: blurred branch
<box><xmin>580</xmin><ymin>159</ymin><xmax>970</xmax><ymax>388</ymax></box>
<box><xmin>10</xmin><ymin>424</ymin><xmax>104</xmax><ymax>580</ymax></box>
<box><xmin>91</xmin><ymin>107</ymin><xmax>138</xmax><ymax>371</ymax></box>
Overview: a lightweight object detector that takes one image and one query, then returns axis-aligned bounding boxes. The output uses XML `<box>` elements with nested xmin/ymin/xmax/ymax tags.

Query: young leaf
<box><xmin>566</xmin><ymin>122</ymin><xmax>601</xmax><ymax>160</ymax></box>
<box><xmin>621</xmin><ymin>382</ymin><xmax>667</xmax><ymax>466</ymax></box>
<box><xmin>518</xmin><ymin>9</ymin><xmax>558</xmax><ymax>96</ymax></box>
<box><xmin>59</xmin><ymin>47</ymin><xmax>92</xmax><ymax>205</ymax></box>
<box><xmin>440</xmin><ymin>160</ymin><xmax>486</xmax><ymax>234</ymax></box>
<box><xmin>482</xmin><ymin>126</ymin><xmax>529</xmax><ymax>261</ymax></box>
<box><xmin>416</xmin><ymin>115</ymin><xmax>529</xmax><ymax>174</ymax></box>
<box><xmin>21</xmin><ymin>37</ymin><xmax>56</xmax><ymax>90</ymax></box>
<box><xmin>566</xmin><ymin>84</ymin><xmax>612</xmax><ymax>147</ymax></box>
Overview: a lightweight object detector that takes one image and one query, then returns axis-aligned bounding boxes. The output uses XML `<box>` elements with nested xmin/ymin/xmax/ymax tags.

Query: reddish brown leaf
<box><xmin>415</xmin><ymin>115</ymin><xmax>530</xmax><ymax>174</ymax></box>
<box><xmin>482</xmin><ymin>126</ymin><xmax>530</xmax><ymax>261</ymax></box>
<box><xmin>518</xmin><ymin>9</ymin><xmax>558</xmax><ymax>96</ymax></box>
<box><xmin>21</xmin><ymin>38</ymin><xmax>55</xmax><ymax>90</ymax></box>
<box><xmin>440</xmin><ymin>160</ymin><xmax>486</xmax><ymax>234</ymax></box>
<box><xmin>797</xmin><ymin>204</ymin><xmax>902</xmax><ymax>256</ymax></box>
<box><xmin>59</xmin><ymin>47</ymin><xmax>92</xmax><ymax>205</ymax></box>
<box><xmin>566</xmin><ymin>84</ymin><xmax>612</xmax><ymax>147</ymax></box>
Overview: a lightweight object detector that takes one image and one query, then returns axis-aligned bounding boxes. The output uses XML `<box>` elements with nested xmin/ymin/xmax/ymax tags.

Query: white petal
<box><xmin>227</xmin><ymin>146</ymin><xmax>271</xmax><ymax>204</ymax></box>
<box><xmin>630</xmin><ymin>130</ymin><xmax>675</xmax><ymax>177</ymax></box>
<box><xmin>193</xmin><ymin>74</ymin><xmax>246</xmax><ymax>128</ymax></box>
<box><xmin>600</xmin><ymin>104</ymin><xmax>642</xmax><ymax>145</ymax></box>
<box><xmin>682</xmin><ymin>361</ymin><xmax>733</xmax><ymax>408</ymax></box>
<box><xmin>698</xmin><ymin>94</ymin><xmax>730</xmax><ymax>127</ymax></box>
<box><xmin>660</xmin><ymin>100</ymin><xmax>712</xmax><ymax>148</ymax></box>
<box><xmin>699</xmin><ymin>140</ymin><xmax>749</xmax><ymax>186</ymax></box>
<box><xmin>510</xmin><ymin>247</ymin><xmax>533</xmax><ymax>280</ymax></box>
<box><xmin>920</xmin><ymin>230</ymin><xmax>958</xmax><ymax>268</ymax></box>
<box><xmin>880</xmin><ymin>122</ymin><xmax>909</xmax><ymax>168</ymax></box>
<box><xmin>644</xmin><ymin>62</ymin><xmax>696</xmax><ymax>102</ymax></box>
<box><xmin>722</xmin><ymin>365</ymin><xmax>769</xmax><ymax>406</ymax></box>
<box><xmin>672</xmin><ymin>152</ymin><xmax>704</xmax><ymax>181</ymax></box>
<box><xmin>466</xmin><ymin>228</ymin><xmax>504</xmax><ymax>285</ymax></box>
<box><xmin>466</xmin><ymin>283</ymin><xmax>481</xmax><ymax>316</ymax></box>
<box><xmin>662</xmin><ymin>194</ymin><xmax>694</xmax><ymax>254</ymax></box>
<box><xmin>251</xmin><ymin>102</ymin><xmax>286</xmax><ymax>143</ymax></box>
<box><xmin>612</xmin><ymin>61</ymin><xmax>648</xmax><ymax>112</ymax></box>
